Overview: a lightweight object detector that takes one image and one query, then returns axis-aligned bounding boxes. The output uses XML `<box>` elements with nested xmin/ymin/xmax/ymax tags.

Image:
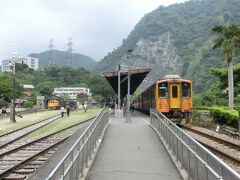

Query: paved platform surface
<box><xmin>88</xmin><ymin>112</ymin><xmax>182</xmax><ymax>180</ymax></box>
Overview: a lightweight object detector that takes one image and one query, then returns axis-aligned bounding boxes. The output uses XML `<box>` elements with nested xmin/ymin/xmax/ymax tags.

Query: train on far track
<box><xmin>132</xmin><ymin>75</ymin><xmax>193</xmax><ymax>123</ymax></box>
<box><xmin>46</xmin><ymin>96</ymin><xmax>78</xmax><ymax>110</ymax></box>
<box><xmin>47</xmin><ymin>100</ymin><xmax>60</xmax><ymax>110</ymax></box>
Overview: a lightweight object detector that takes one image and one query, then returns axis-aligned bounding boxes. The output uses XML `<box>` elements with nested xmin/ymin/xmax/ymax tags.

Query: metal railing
<box><xmin>150</xmin><ymin>110</ymin><xmax>240</xmax><ymax>180</ymax></box>
<box><xmin>46</xmin><ymin>108</ymin><xmax>109</xmax><ymax>179</ymax></box>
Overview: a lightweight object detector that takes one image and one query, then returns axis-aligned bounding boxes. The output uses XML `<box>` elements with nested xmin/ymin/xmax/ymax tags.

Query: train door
<box><xmin>170</xmin><ymin>84</ymin><xmax>181</xmax><ymax>109</ymax></box>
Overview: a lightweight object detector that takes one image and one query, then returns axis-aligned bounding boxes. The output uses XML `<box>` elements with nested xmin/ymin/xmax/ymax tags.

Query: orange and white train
<box><xmin>132</xmin><ymin>75</ymin><xmax>193</xmax><ymax>123</ymax></box>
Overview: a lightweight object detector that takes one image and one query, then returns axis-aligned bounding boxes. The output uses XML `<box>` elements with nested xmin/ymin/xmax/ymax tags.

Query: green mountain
<box><xmin>94</xmin><ymin>0</ymin><xmax>240</xmax><ymax>93</ymax></box>
<box><xmin>30</xmin><ymin>50</ymin><xmax>97</xmax><ymax>70</ymax></box>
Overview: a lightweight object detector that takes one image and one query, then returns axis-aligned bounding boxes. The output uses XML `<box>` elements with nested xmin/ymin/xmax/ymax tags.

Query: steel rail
<box><xmin>0</xmin><ymin>137</ymin><xmax>67</xmax><ymax>179</ymax></box>
<box><xmin>0</xmin><ymin>115</ymin><xmax>61</xmax><ymax>149</ymax></box>
<box><xmin>197</xmin><ymin>139</ymin><xmax>240</xmax><ymax>166</ymax></box>
<box><xmin>183</xmin><ymin>126</ymin><xmax>240</xmax><ymax>151</ymax></box>
<box><xmin>0</xmin><ymin>117</ymin><xmax>95</xmax><ymax>158</ymax></box>
<box><xmin>0</xmin><ymin>117</ymin><xmax>95</xmax><ymax>179</ymax></box>
<box><xmin>0</xmin><ymin>113</ymin><xmax>59</xmax><ymax>138</ymax></box>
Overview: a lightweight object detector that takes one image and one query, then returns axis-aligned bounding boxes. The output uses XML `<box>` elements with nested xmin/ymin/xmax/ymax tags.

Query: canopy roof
<box><xmin>103</xmin><ymin>67</ymin><xmax>151</xmax><ymax>99</ymax></box>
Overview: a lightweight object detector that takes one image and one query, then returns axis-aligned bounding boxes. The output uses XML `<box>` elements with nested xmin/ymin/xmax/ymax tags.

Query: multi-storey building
<box><xmin>53</xmin><ymin>87</ymin><xmax>92</xmax><ymax>100</ymax></box>
<box><xmin>1</xmin><ymin>56</ymin><xmax>38</xmax><ymax>72</ymax></box>
<box><xmin>1</xmin><ymin>59</ymin><xmax>11</xmax><ymax>72</ymax></box>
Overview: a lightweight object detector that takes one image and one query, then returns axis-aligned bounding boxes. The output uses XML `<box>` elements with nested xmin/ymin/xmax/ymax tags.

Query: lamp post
<box><xmin>117</xmin><ymin>63</ymin><xmax>121</xmax><ymax>117</ymax></box>
<box><xmin>126</xmin><ymin>49</ymin><xmax>132</xmax><ymax>123</ymax></box>
<box><xmin>10</xmin><ymin>53</ymin><xmax>17</xmax><ymax>123</ymax></box>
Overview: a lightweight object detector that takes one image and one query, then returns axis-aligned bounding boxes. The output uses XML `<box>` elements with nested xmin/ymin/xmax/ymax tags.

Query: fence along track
<box><xmin>46</xmin><ymin>108</ymin><xmax>109</xmax><ymax>180</ymax></box>
<box><xmin>0</xmin><ymin>117</ymin><xmax>94</xmax><ymax>179</ymax></box>
<box><xmin>182</xmin><ymin>126</ymin><xmax>240</xmax><ymax>173</ymax></box>
<box><xmin>150</xmin><ymin>111</ymin><xmax>240</xmax><ymax>180</ymax></box>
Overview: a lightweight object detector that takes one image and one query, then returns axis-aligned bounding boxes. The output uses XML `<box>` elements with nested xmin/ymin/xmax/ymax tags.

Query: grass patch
<box><xmin>195</xmin><ymin>106</ymin><xmax>210</xmax><ymax>112</ymax></box>
<box><xmin>196</xmin><ymin>109</ymin><xmax>209</xmax><ymax>113</ymax></box>
<box><xmin>0</xmin><ymin>111</ymin><xmax>59</xmax><ymax>136</ymax></box>
<box><xmin>28</xmin><ymin>108</ymin><xmax>102</xmax><ymax>138</ymax></box>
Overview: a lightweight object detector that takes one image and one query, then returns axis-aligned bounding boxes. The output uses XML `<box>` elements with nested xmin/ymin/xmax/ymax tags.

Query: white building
<box><xmin>18</xmin><ymin>57</ymin><xmax>38</xmax><ymax>70</ymax></box>
<box><xmin>1</xmin><ymin>59</ymin><xmax>11</xmax><ymax>72</ymax></box>
<box><xmin>1</xmin><ymin>56</ymin><xmax>38</xmax><ymax>72</ymax></box>
<box><xmin>53</xmin><ymin>87</ymin><xmax>92</xmax><ymax>100</ymax></box>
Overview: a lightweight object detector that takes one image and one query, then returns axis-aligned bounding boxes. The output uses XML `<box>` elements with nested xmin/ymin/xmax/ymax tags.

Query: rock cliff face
<box><xmin>119</xmin><ymin>33</ymin><xmax>183</xmax><ymax>87</ymax></box>
<box><xmin>94</xmin><ymin>0</ymin><xmax>240</xmax><ymax>92</ymax></box>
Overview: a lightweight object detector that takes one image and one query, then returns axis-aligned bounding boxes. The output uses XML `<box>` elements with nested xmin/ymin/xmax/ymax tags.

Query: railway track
<box><xmin>0</xmin><ymin>114</ymin><xmax>61</xmax><ymax>149</ymax></box>
<box><xmin>183</xmin><ymin>125</ymin><xmax>240</xmax><ymax>173</ymax></box>
<box><xmin>0</xmin><ymin>117</ymin><xmax>95</xmax><ymax>179</ymax></box>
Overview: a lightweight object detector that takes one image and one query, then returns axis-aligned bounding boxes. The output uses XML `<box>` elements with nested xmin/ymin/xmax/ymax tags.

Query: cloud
<box><xmin>0</xmin><ymin>0</ymin><xmax>186</xmax><ymax>61</ymax></box>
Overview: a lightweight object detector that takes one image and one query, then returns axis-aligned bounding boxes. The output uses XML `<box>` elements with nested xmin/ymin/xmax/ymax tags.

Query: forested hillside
<box><xmin>0</xmin><ymin>65</ymin><xmax>114</xmax><ymax>108</ymax></box>
<box><xmin>30</xmin><ymin>50</ymin><xmax>97</xmax><ymax>70</ymax></box>
<box><xmin>94</xmin><ymin>0</ymin><xmax>240</xmax><ymax>93</ymax></box>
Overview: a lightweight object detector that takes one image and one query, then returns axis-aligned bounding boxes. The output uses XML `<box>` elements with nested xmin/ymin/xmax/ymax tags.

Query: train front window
<box><xmin>182</xmin><ymin>82</ymin><xmax>191</xmax><ymax>98</ymax></box>
<box><xmin>158</xmin><ymin>82</ymin><xmax>168</xmax><ymax>98</ymax></box>
<box><xmin>172</xmin><ymin>86</ymin><xmax>178</xmax><ymax>98</ymax></box>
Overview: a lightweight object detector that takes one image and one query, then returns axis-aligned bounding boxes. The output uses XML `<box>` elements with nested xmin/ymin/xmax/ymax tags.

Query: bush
<box><xmin>193</xmin><ymin>94</ymin><xmax>203</xmax><ymax>107</ymax></box>
<box><xmin>235</xmin><ymin>96</ymin><xmax>240</xmax><ymax>107</ymax></box>
<box><xmin>23</xmin><ymin>100</ymin><xmax>34</xmax><ymax>108</ymax></box>
<box><xmin>92</xmin><ymin>95</ymin><xmax>103</xmax><ymax>103</ymax></box>
<box><xmin>234</xmin><ymin>106</ymin><xmax>240</xmax><ymax>111</ymax></box>
<box><xmin>193</xmin><ymin>92</ymin><xmax>227</xmax><ymax>107</ymax></box>
<box><xmin>191</xmin><ymin>110</ymin><xmax>201</xmax><ymax>122</ymax></box>
<box><xmin>209</xmin><ymin>106</ymin><xmax>239</xmax><ymax>128</ymax></box>
<box><xmin>214</xmin><ymin>98</ymin><xmax>228</xmax><ymax>106</ymax></box>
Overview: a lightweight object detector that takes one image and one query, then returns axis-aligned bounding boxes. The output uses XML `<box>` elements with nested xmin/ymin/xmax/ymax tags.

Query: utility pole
<box><xmin>10</xmin><ymin>53</ymin><xmax>17</xmax><ymax>123</ymax></box>
<box><xmin>67</xmin><ymin>37</ymin><xmax>73</xmax><ymax>67</ymax></box>
<box><xmin>49</xmin><ymin>39</ymin><xmax>54</xmax><ymax>65</ymax></box>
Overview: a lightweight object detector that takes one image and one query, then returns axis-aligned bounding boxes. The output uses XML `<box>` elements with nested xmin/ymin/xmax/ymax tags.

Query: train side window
<box><xmin>182</xmin><ymin>82</ymin><xmax>191</xmax><ymax>98</ymax></box>
<box><xmin>172</xmin><ymin>86</ymin><xmax>178</xmax><ymax>98</ymax></box>
<box><xmin>158</xmin><ymin>82</ymin><xmax>168</xmax><ymax>98</ymax></box>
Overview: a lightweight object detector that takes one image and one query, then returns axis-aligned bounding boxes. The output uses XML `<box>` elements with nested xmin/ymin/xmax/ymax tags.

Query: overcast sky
<box><xmin>0</xmin><ymin>0</ymin><xmax>186</xmax><ymax>61</ymax></box>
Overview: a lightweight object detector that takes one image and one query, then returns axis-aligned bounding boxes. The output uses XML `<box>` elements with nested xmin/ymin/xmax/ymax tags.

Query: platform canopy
<box><xmin>103</xmin><ymin>67</ymin><xmax>151</xmax><ymax>99</ymax></box>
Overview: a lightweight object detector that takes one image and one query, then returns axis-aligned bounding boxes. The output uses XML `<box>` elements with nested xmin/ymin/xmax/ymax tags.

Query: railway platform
<box><xmin>88</xmin><ymin>112</ymin><xmax>182</xmax><ymax>180</ymax></box>
<box><xmin>32</xmin><ymin>108</ymin><xmax>240</xmax><ymax>180</ymax></box>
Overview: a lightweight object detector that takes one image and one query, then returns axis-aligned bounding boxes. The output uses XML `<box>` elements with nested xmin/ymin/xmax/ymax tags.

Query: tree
<box><xmin>88</xmin><ymin>75</ymin><xmax>115</xmax><ymax>98</ymax></box>
<box><xmin>212</xmin><ymin>25</ymin><xmax>240</xmax><ymax>108</ymax></box>
<box><xmin>210</xmin><ymin>64</ymin><xmax>240</xmax><ymax>104</ymax></box>
<box><xmin>0</xmin><ymin>74</ymin><xmax>12</xmax><ymax>102</ymax></box>
<box><xmin>59</xmin><ymin>93</ymin><xmax>70</xmax><ymax>100</ymax></box>
<box><xmin>15</xmin><ymin>63</ymin><xmax>29</xmax><ymax>72</ymax></box>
